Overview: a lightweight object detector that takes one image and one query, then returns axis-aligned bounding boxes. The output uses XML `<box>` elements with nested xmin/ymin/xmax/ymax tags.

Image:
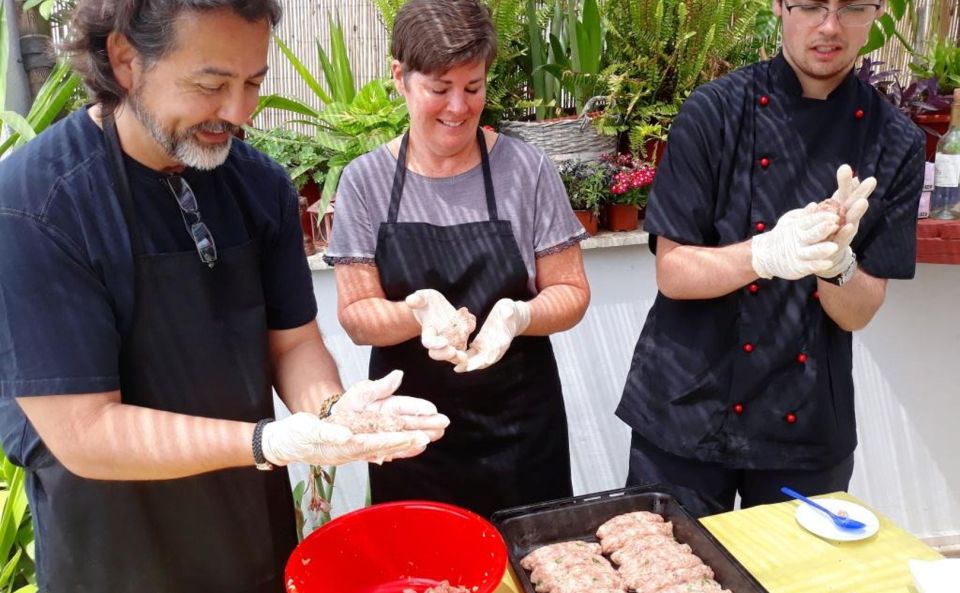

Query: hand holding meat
<box><xmin>406</xmin><ymin>289</ymin><xmax>477</xmax><ymax>364</ymax></box>
<box><xmin>751</xmin><ymin>203</ymin><xmax>842</xmax><ymax>280</ymax></box>
<box><xmin>454</xmin><ymin>298</ymin><xmax>531</xmax><ymax>373</ymax></box>
<box><xmin>332</xmin><ymin>370</ymin><xmax>450</xmax><ymax>443</ymax></box>
<box><xmin>259</xmin><ymin>412</ymin><xmax>431</xmax><ymax>467</ymax></box>
<box><xmin>815</xmin><ymin>164</ymin><xmax>876</xmax><ymax>279</ymax></box>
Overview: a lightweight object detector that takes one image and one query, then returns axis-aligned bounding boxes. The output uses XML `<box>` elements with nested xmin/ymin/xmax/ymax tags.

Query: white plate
<box><xmin>793</xmin><ymin>497</ymin><xmax>880</xmax><ymax>542</ymax></box>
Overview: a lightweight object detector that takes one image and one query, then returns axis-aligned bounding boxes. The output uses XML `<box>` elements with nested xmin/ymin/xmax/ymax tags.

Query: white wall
<box><xmin>296</xmin><ymin>242</ymin><xmax>960</xmax><ymax>543</ymax></box>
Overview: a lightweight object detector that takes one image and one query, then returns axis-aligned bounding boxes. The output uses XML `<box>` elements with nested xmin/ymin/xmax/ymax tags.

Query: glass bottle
<box><xmin>930</xmin><ymin>89</ymin><xmax>960</xmax><ymax>220</ymax></box>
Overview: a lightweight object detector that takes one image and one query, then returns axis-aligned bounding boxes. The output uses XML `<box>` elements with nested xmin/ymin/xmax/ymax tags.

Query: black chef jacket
<box><xmin>616</xmin><ymin>54</ymin><xmax>925</xmax><ymax>471</ymax></box>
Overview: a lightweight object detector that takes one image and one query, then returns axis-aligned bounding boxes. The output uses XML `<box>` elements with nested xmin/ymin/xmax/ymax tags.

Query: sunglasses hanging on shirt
<box><xmin>164</xmin><ymin>175</ymin><xmax>218</xmax><ymax>268</ymax></box>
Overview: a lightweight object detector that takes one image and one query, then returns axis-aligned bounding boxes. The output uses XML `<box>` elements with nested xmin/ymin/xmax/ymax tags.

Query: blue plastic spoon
<box><xmin>780</xmin><ymin>486</ymin><xmax>866</xmax><ymax>530</ymax></box>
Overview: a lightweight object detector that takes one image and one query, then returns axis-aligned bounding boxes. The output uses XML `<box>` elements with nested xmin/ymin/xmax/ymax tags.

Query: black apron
<box><xmin>368</xmin><ymin>129</ymin><xmax>572</xmax><ymax>518</ymax></box>
<box><xmin>26</xmin><ymin>116</ymin><xmax>296</xmax><ymax>592</ymax></box>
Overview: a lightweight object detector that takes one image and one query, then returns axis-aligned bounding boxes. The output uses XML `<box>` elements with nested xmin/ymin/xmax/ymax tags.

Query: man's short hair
<box><xmin>62</xmin><ymin>0</ymin><xmax>282</xmax><ymax>112</ymax></box>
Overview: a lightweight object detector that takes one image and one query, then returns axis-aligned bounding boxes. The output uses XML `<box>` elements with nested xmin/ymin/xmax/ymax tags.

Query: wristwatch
<box><xmin>252</xmin><ymin>418</ymin><xmax>275</xmax><ymax>471</ymax></box>
<box><xmin>823</xmin><ymin>252</ymin><xmax>857</xmax><ymax>286</ymax></box>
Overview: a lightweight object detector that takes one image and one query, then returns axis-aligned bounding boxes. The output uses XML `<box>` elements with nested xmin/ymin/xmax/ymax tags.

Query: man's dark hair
<box><xmin>61</xmin><ymin>0</ymin><xmax>282</xmax><ymax>111</ymax></box>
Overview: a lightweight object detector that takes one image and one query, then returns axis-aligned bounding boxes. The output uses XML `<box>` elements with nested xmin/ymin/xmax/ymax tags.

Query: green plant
<box><xmin>727</xmin><ymin>0</ymin><xmax>781</xmax><ymax>65</ymax></box>
<box><xmin>861</xmin><ymin>0</ymin><xmax>914</xmax><ymax>55</ymax></box>
<box><xmin>370</xmin><ymin>0</ymin><xmax>406</xmax><ymax>33</ymax></box>
<box><xmin>910</xmin><ymin>35</ymin><xmax>960</xmax><ymax>93</ymax></box>
<box><xmin>244</xmin><ymin>126</ymin><xmax>329</xmax><ymax>190</ymax></box>
<box><xmin>0</xmin><ymin>451</ymin><xmax>37</xmax><ymax>593</ymax></box>
<box><xmin>596</xmin><ymin>0</ymin><xmax>761</xmax><ymax>152</ymax></box>
<box><xmin>540</xmin><ymin>0</ymin><xmax>606</xmax><ymax>116</ymax></box>
<box><xmin>558</xmin><ymin>160</ymin><xmax>610</xmax><ymax>214</ymax></box>
<box><xmin>255</xmin><ymin>77</ymin><xmax>408</xmax><ymax>218</ymax></box>
<box><xmin>292</xmin><ymin>465</ymin><xmax>337</xmax><ymax>538</ymax></box>
<box><xmin>0</xmin><ymin>60</ymin><xmax>83</xmax><ymax>157</ymax></box>
<box><xmin>256</xmin><ymin>14</ymin><xmax>400</xmax><ymax>212</ymax></box>
<box><xmin>520</xmin><ymin>0</ymin><xmax>606</xmax><ymax>120</ymax></box>
<box><xmin>259</xmin><ymin>13</ymin><xmax>356</xmax><ymax>113</ymax></box>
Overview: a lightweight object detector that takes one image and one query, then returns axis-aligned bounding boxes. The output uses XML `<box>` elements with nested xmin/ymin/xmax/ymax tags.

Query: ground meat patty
<box><xmin>327</xmin><ymin>409</ymin><xmax>404</xmax><ymax>434</ymax></box>
<box><xmin>521</xmin><ymin>511</ymin><xmax>727</xmax><ymax>593</ymax></box>
<box><xmin>609</xmin><ymin>540</ymin><xmax>694</xmax><ymax>567</ymax></box>
<box><xmin>626</xmin><ymin>563</ymin><xmax>715</xmax><ymax>593</ymax></box>
<box><xmin>616</xmin><ymin>550</ymin><xmax>705</xmax><ymax>589</ymax></box>
<box><xmin>659</xmin><ymin>579</ymin><xmax>730</xmax><ymax>593</ymax></box>
<box><xmin>402</xmin><ymin>581</ymin><xmax>472</xmax><ymax>593</ymax></box>
<box><xmin>520</xmin><ymin>541</ymin><xmax>602</xmax><ymax>572</ymax></box>
<box><xmin>596</xmin><ymin>511</ymin><xmax>665</xmax><ymax>540</ymax></box>
<box><xmin>440</xmin><ymin>307</ymin><xmax>476</xmax><ymax>351</ymax></box>
<box><xmin>529</xmin><ymin>555</ymin><xmax>624</xmax><ymax>593</ymax></box>
<box><xmin>598</xmin><ymin>521</ymin><xmax>674</xmax><ymax>555</ymax></box>
<box><xmin>816</xmin><ymin>198</ymin><xmax>847</xmax><ymax>240</ymax></box>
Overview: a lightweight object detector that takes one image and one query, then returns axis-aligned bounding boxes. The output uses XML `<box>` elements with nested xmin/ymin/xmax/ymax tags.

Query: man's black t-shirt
<box><xmin>0</xmin><ymin>108</ymin><xmax>318</xmax><ymax>465</ymax></box>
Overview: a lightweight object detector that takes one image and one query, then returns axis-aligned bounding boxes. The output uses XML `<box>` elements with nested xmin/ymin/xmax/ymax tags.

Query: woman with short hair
<box><xmin>324</xmin><ymin>0</ymin><xmax>591</xmax><ymax>517</ymax></box>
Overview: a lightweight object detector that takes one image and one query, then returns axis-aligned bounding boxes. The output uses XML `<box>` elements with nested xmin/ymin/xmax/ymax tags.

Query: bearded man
<box><xmin>0</xmin><ymin>1</ymin><xmax>449</xmax><ymax>591</ymax></box>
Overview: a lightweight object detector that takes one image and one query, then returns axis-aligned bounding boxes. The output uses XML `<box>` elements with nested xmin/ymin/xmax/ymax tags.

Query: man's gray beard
<box><xmin>128</xmin><ymin>87</ymin><xmax>236</xmax><ymax>170</ymax></box>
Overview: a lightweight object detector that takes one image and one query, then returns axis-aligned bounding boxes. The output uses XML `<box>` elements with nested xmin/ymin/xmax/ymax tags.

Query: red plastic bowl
<box><xmin>284</xmin><ymin>501</ymin><xmax>507</xmax><ymax>593</ymax></box>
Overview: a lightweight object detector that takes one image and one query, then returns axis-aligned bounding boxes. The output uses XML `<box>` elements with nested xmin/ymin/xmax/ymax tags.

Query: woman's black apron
<box><xmin>26</xmin><ymin>116</ymin><xmax>296</xmax><ymax>592</ymax></box>
<box><xmin>368</xmin><ymin>129</ymin><xmax>572</xmax><ymax>518</ymax></box>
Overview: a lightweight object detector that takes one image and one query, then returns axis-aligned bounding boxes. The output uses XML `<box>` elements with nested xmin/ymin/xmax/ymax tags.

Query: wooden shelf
<box><xmin>917</xmin><ymin>219</ymin><xmax>960</xmax><ymax>265</ymax></box>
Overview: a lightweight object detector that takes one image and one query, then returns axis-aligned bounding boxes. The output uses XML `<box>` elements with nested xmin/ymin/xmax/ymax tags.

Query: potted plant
<box><xmin>254</xmin><ymin>15</ymin><xmax>409</xmax><ymax>249</ymax></box>
<box><xmin>245</xmin><ymin>126</ymin><xmax>331</xmax><ymax>254</ymax></box>
<box><xmin>595</xmin><ymin>0</ymin><xmax>762</xmax><ymax>159</ymax></box>
<box><xmin>603</xmin><ymin>153</ymin><xmax>655</xmax><ymax>231</ymax></box>
<box><xmin>559</xmin><ymin>160</ymin><xmax>609</xmax><ymax>235</ymax></box>
<box><xmin>857</xmin><ymin>57</ymin><xmax>954</xmax><ymax>161</ymax></box>
<box><xmin>498</xmin><ymin>0</ymin><xmax>616</xmax><ymax>162</ymax></box>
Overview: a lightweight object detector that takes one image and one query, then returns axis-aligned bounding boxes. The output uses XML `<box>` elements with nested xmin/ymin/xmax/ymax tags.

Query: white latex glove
<box><xmin>751</xmin><ymin>203</ymin><xmax>842</xmax><ymax>280</ymax></box>
<box><xmin>332</xmin><ymin>370</ymin><xmax>450</xmax><ymax>443</ymax></box>
<box><xmin>454</xmin><ymin>299</ymin><xmax>531</xmax><ymax>373</ymax></box>
<box><xmin>405</xmin><ymin>289</ymin><xmax>475</xmax><ymax>364</ymax></box>
<box><xmin>816</xmin><ymin>164</ymin><xmax>877</xmax><ymax>278</ymax></box>
<box><xmin>260</xmin><ymin>412</ymin><xmax>430</xmax><ymax>467</ymax></box>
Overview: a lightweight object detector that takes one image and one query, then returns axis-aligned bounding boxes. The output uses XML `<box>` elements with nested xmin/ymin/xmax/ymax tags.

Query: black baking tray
<box><xmin>490</xmin><ymin>486</ymin><xmax>768</xmax><ymax>593</ymax></box>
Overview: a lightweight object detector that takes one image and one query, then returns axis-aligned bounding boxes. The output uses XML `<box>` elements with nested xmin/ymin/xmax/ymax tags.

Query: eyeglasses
<box><xmin>783</xmin><ymin>2</ymin><xmax>881</xmax><ymax>28</ymax></box>
<box><xmin>165</xmin><ymin>176</ymin><xmax>217</xmax><ymax>268</ymax></box>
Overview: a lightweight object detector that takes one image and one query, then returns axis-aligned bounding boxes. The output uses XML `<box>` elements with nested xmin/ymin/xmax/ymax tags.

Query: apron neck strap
<box><xmin>387</xmin><ymin>128</ymin><xmax>498</xmax><ymax>223</ymax></box>
<box><xmin>103</xmin><ymin>113</ymin><xmax>146</xmax><ymax>256</ymax></box>
<box><xmin>103</xmin><ymin>114</ymin><xmax>258</xmax><ymax>250</ymax></box>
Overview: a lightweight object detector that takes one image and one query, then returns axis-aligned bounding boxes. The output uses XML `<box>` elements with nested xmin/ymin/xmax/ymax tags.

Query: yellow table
<box><xmin>498</xmin><ymin>492</ymin><xmax>941</xmax><ymax>593</ymax></box>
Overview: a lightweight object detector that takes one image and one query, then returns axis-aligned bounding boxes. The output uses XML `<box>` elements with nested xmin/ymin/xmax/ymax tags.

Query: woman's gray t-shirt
<box><xmin>323</xmin><ymin>134</ymin><xmax>587</xmax><ymax>293</ymax></box>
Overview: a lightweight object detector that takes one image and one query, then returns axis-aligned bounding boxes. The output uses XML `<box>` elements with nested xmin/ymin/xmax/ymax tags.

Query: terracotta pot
<box><xmin>913</xmin><ymin>112</ymin><xmax>951</xmax><ymax>162</ymax></box>
<box><xmin>573</xmin><ymin>210</ymin><xmax>599</xmax><ymax>236</ymax></box>
<box><xmin>298</xmin><ymin>196</ymin><xmax>317</xmax><ymax>256</ymax></box>
<box><xmin>640</xmin><ymin>138</ymin><xmax>667</xmax><ymax>166</ymax></box>
<box><xmin>300</xmin><ymin>179</ymin><xmax>322</xmax><ymax>206</ymax></box>
<box><xmin>605</xmin><ymin>204</ymin><xmax>639</xmax><ymax>231</ymax></box>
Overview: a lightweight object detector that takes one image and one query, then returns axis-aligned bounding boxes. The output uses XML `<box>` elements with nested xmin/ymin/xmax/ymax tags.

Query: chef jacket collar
<box><xmin>770</xmin><ymin>52</ymin><xmax>857</xmax><ymax>102</ymax></box>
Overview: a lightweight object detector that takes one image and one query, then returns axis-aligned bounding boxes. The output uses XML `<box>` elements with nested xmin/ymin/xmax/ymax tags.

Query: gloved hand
<box><xmin>260</xmin><ymin>412</ymin><xmax>430</xmax><ymax>467</ymax></box>
<box><xmin>405</xmin><ymin>289</ymin><xmax>475</xmax><ymax>364</ymax></box>
<box><xmin>332</xmin><ymin>370</ymin><xmax>450</xmax><ymax>443</ymax></box>
<box><xmin>816</xmin><ymin>164</ymin><xmax>877</xmax><ymax>279</ymax></box>
<box><xmin>454</xmin><ymin>299</ymin><xmax>531</xmax><ymax>373</ymax></box>
<box><xmin>751</xmin><ymin>203</ymin><xmax>842</xmax><ymax>280</ymax></box>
